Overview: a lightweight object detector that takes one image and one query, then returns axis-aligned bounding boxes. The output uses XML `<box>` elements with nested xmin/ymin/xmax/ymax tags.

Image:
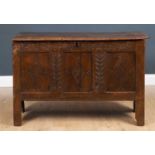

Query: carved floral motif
<box><xmin>51</xmin><ymin>51</ymin><xmax>63</xmax><ymax>90</ymax></box>
<box><xmin>95</xmin><ymin>52</ymin><xmax>105</xmax><ymax>91</ymax></box>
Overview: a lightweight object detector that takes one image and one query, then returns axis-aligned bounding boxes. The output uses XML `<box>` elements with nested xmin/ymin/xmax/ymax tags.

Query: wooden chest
<box><xmin>13</xmin><ymin>32</ymin><xmax>148</xmax><ymax>126</ymax></box>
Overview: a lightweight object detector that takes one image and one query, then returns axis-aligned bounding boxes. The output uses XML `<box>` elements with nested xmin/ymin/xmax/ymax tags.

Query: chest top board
<box><xmin>13</xmin><ymin>32</ymin><xmax>148</xmax><ymax>126</ymax></box>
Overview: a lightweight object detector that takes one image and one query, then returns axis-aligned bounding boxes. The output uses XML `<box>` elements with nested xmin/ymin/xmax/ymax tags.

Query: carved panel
<box><xmin>94</xmin><ymin>52</ymin><xmax>105</xmax><ymax>92</ymax></box>
<box><xmin>63</xmin><ymin>51</ymin><xmax>92</xmax><ymax>92</ymax></box>
<box><xmin>51</xmin><ymin>52</ymin><xmax>57</xmax><ymax>90</ymax></box>
<box><xmin>21</xmin><ymin>42</ymin><xmax>76</xmax><ymax>52</ymax></box>
<box><xmin>80</xmin><ymin>41</ymin><xmax>136</xmax><ymax>52</ymax></box>
<box><xmin>21</xmin><ymin>42</ymin><xmax>40</xmax><ymax>52</ymax></box>
<box><xmin>64</xmin><ymin>52</ymin><xmax>81</xmax><ymax>92</ymax></box>
<box><xmin>50</xmin><ymin>51</ymin><xmax>63</xmax><ymax>91</ymax></box>
<box><xmin>81</xmin><ymin>53</ymin><xmax>92</xmax><ymax>92</ymax></box>
<box><xmin>105</xmin><ymin>52</ymin><xmax>136</xmax><ymax>91</ymax></box>
<box><xmin>21</xmin><ymin>52</ymin><xmax>50</xmax><ymax>91</ymax></box>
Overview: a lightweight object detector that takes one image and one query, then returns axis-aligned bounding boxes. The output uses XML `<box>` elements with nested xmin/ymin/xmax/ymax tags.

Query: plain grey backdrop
<box><xmin>0</xmin><ymin>24</ymin><xmax>154</xmax><ymax>75</ymax></box>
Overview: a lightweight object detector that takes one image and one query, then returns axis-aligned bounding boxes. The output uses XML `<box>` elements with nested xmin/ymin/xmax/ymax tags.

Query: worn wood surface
<box><xmin>13</xmin><ymin>32</ymin><xmax>148</xmax><ymax>41</ymax></box>
<box><xmin>13</xmin><ymin>32</ymin><xmax>147</xmax><ymax>126</ymax></box>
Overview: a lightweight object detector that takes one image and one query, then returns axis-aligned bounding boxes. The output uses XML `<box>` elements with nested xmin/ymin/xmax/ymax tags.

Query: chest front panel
<box><xmin>19</xmin><ymin>41</ymin><xmax>136</xmax><ymax>96</ymax></box>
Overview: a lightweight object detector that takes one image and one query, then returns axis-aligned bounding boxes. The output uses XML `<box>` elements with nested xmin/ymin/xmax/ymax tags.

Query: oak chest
<box><xmin>13</xmin><ymin>32</ymin><xmax>148</xmax><ymax>126</ymax></box>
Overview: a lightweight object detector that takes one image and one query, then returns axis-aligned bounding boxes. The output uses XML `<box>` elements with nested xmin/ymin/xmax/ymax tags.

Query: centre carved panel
<box><xmin>63</xmin><ymin>51</ymin><xmax>92</xmax><ymax>92</ymax></box>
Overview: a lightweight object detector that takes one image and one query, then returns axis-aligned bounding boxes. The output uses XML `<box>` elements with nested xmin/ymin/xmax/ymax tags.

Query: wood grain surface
<box><xmin>13</xmin><ymin>32</ymin><xmax>148</xmax><ymax>41</ymax></box>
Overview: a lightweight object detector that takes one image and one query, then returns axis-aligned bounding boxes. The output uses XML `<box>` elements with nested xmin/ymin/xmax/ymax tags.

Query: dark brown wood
<box><xmin>13</xmin><ymin>43</ymin><xmax>22</xmax><ymax>126</ymax></box>
<box><xmin>21</xmin><ymin>100</ymin><xmax>25</xmax><ymax>112</ymax></box>
<box><xmin>21</xmin><ymin>92</ymin><xmax>135</xmax><ymax>101</ymax></box>
<box><xmin>13</xmin><ymin>32</ymin><xmax>147</xmax><ymax>126</ymax></box>
<box><xmin>133</xmin><ymin>100</ymin><xmax>136</xmax><ymax>112</ymax></box>
<box><xmin>135</xmin><ymin>40</ymin><xmax>145</xmax><ymax>126</ymax></box>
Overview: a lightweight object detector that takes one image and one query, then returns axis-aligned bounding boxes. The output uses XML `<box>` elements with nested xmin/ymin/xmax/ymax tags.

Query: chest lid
<box><xmin>13</xmin><ymin>32</ymin><xmax>148</xmax><ymax>41</ymax></box>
